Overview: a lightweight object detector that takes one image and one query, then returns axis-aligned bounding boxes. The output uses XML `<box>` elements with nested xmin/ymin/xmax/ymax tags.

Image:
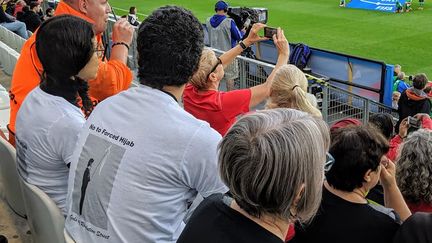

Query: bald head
<box><xmin>62</xmin><ymin>0</ymin><xmax>111</xmax><ymax>35</ymax></box>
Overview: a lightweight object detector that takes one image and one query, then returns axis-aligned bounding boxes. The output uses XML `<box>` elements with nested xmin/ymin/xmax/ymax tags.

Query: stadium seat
<box><xmin>0</xmin><ymin>137</ymin><xmax>26</xmax><ymax>218</ymax></box>
<box><xmin>64</xmin><ymin>229</ymin><xmax>75</xmax><ymax>243</ymax></box>
<box><xmin>0</xmin><ymin>41</ymin><xmax>20</xmax><ymax>76</ymax></box>
<box><xmin>19</xmin><ymin>178</ymin><xmax>66</xmax><ymax>243</ymax></box>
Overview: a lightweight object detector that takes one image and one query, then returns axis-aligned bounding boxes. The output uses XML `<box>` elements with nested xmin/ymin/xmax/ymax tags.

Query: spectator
<box><xmin>178</xmin><ymin>108</ymin><xmax>330</xmax><ymax>243</ymax></box>
<box><xmin>329</xmin><ymin>118</ymin><xmax>362</xmax><ymax>136</ymax></box>
<box><xmin>13</xmin><ymin>0</ymin><xmax>25</xmax><ymax>17</ymax></box>
<box><xmin>8</xmin><ymin>0</ymin><xmax>134</xmax><ymax>146</ymax></box>
<box><xmin>127</xmin><ymin>6</ymin><xmax>139</xmax><ymax>26</ymax></box>
<box><xmin>16</xmin><ymin>2</ymin><xmax>41</xmax><ymax>32</ymax></box>
<box><xmin>396</xmin><ymin>73</ymin><xmax>431</xmax><ymax>133</ymax></box>
<box><xmin>393</xmin><ymin>72</ymin><xmax>410</xmax><ymax>94</ymax></box>
<box><xmin>266</xmin><ymin>64</ymin><xmax>322</xmax><ymax>117</ymax></box>
<box><xmin>0</xmin><ymin>0</ymin><xmax>28</xmax><ymax>39</ymax></box>
<box><xmin>392</xmin><ymin>91</ymin><xmax>401</xmax><ymax>109</ymax></box>
<box><xmin>393</xmin><ymin>64</ymin><xmax>401</xmax><ymax>82</ymax></box>
<box><xmin>367</xmin><ymin>113</ymin><xmax>395</xmax><ymax>205</ymax></box>
<box><xmin>15</xmin><ymin>15</ymin><xmax>98</xmax><ymax>214</ymax></box>
<box><xmin>207</xmin><ymin>0</ymin><xmax>244</xmax><ymax>91</ymax></box>
<box><xmin>64</xmin><ymin>6</ymin><xmax>227</xmax><ymax>242</ymax></box>
<box><xmin>183</xmin><ymin>26</ymin><xmax>289</xmax><ymax>136</ymax></box>
<box><xmin>369</xmin><ymin>113</ymin><xmax>395</xmax><ymax>140</ymax></box>
<box><xmin>45</xmin><ymin>7</ymin><xmax>54</xmax><ymax>19</ymax></box>
<box><xmin>5</xmin><ymin>0</ymin><xmax>15</xmax><ymax>15</ymax></box>
<box><xmin>396</xmin><ymin>129</ymin><xmax>432</xmax><ymax>213</ymax></box>
<box><xmin>393</xmin><ymin>213</ymin><xmax>432</xmax><ymax>243</ymax></box>
<box><xmin>293</xmin><ymin>125</ymin><xmax>412</xmax><ymax>243</ymax></box>
<box><xmin>387</xmin><ymin>114</ymin><xmax>432</xmax><ymax>161</ymax></box>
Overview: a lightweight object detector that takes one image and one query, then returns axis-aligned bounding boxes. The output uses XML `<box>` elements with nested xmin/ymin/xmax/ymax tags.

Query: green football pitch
<box><xmin>109</xmin><ymin>0</ymin><xmax>432</xmax><ymax>76</ymax></box>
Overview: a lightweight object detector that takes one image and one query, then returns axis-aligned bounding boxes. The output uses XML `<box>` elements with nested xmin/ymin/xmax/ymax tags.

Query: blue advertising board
<box><xmin>346</xmin><ymin>0</ymin><xmax>406</xmax><ymax>12</ymax></box>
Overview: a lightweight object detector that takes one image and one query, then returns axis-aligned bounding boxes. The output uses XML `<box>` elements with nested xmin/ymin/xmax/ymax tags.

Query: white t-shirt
<box><xmin>15</xmin><ymin>87</ymin><xmax>85</xmax><ymax>214</ymax></box>
<box><xmin>65</xmin><ymin>85</ymin><xmax>227</xmax><ymax>243</ymax></box>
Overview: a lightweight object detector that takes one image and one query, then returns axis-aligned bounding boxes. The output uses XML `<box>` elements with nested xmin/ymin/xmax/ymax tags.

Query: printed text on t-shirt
<box><xmin>89</xmin><ymin>124</ymin><xmax>134</xmax><ymax>147</ymax></box>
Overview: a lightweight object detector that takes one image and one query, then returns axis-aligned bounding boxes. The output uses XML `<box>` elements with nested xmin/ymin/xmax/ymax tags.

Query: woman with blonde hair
<box><xmin>266</xmin><ymin>64</ymin><xmax>322</xmax><ymax>117</ymax></box>
<box><xmin>183</xmin><ymin>24</ymin><xmax>289</xmax><ymax>136</ymax></box>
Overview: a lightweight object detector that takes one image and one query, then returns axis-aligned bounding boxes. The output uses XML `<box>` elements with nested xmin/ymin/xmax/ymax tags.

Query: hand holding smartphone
<box><xmin>264</xmin><ymin>27</ymin><xmax>278</xmax><ymax>38</ymax></box>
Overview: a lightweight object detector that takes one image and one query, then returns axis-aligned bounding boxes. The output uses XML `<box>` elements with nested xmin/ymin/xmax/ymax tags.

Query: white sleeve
<box><xmin>180</xmin><ymin>125</ymin><xmax>228</xmax><ymax>197</ymax></box>
<box><xmin>48</xmin><ymin>115</ymin><xmax>85</xmax><ymax>166</ymax></box>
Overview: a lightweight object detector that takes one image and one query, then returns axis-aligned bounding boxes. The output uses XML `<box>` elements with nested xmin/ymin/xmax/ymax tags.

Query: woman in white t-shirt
<box><xmin>15</xmin><ymin>15</ymin><xmax>99</xmax><ymax>214</ymax></box>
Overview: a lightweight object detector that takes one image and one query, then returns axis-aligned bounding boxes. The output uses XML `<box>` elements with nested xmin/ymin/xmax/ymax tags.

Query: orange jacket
<box><xmin>8</xmin><ymin>1</ymin><xmax>132</xmax><ymax>134</ymax></box>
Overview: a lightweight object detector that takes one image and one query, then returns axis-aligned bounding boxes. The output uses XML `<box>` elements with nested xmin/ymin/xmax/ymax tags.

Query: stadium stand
<box><xmin>0</xmin><ymin>1</ymin><xmax>431</xmax><ymax>242</ymax></box>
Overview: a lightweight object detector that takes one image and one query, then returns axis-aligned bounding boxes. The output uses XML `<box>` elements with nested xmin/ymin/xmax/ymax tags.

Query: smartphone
<box><xmin>264</xmin><ymin>27</ymin><xmax>277</xmax><ymax>38</ymax></box>
<box><xmin>407</xmin><ymin>116</ymin><xmax>421</xmax><ymax>134</ymax></box>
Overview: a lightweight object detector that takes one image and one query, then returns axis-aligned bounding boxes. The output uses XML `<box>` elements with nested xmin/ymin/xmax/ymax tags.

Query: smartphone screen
<box><xmin>264</xmin><ymin>27</ymin><xmax>277</xmax><ymax>38</ymax></box>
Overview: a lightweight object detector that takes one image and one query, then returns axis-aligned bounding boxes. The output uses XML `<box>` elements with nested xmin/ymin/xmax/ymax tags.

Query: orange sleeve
<box><xmin>8</xmin><ymin>34</ymin><xmax>40</xmax><ymax>134</ymax></box>
<box><xmin>87</xmin><ymin>59</ymin><xmax>133</xmax><ymax>101</ymax></box>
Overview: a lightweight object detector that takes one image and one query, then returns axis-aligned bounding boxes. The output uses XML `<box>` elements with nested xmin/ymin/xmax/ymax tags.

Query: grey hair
<box><xmin>218</xmin><ymin>108</ymin><xmax>330</xmax><ymax>223</ymax></box>
<box><xmin>396</xmin><ymin>129</ymin><xmax>432</xmax><ymax>204</ymax></box>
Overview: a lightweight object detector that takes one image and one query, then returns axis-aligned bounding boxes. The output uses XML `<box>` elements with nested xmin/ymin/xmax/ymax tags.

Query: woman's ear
<box><xmin>290</xmin><ymin>184</ymin><xmax>305</xmax><ymax>218</ymax></box>
<box><xmin>294</xmin><ymin>184</ymin><xmax>305</xmax><ymax>206</ymax></box>
<box><xmin>364</xmin><ymin>169</ymin><xmax>373</xmax><ymax>183</ymax></box>
<box><xmin>208</xmin><ymin>72</ymin><xmax>219</xmax><ymax>83</ymax></box>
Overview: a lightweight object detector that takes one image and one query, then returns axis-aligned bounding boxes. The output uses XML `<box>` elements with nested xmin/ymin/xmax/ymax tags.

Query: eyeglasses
<box><xmin>206</xmin><ymin>57</ymin><xmax>222</xmax><ymax>80</ymax></box>
<box><xmin>324</xmin><ymin>152</ymin><xmax>335</xmax><ymax>173</ymax></box>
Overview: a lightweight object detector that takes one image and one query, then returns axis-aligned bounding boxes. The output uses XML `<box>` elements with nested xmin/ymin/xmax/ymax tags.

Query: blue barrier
<box><xmin>203</xmin><ymin>26</ymin><xmax>393</xmax><ymax>107</ymax></box>
<box><xmin>250</xmin><ymin>41</ymin><xmax>391</xmax><ymax>106</ymax></box>
<box><xmin>346</xmin><ymin>0</ymin><xmax>406</xmax><ymax>13</ymax></box>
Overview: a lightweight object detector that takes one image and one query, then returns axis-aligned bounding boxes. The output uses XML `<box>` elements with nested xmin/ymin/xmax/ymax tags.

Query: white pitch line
<box><xmin>111</xmin><ymin>6</ymin><xmax>149</xmax><ymax>17</ymax></box>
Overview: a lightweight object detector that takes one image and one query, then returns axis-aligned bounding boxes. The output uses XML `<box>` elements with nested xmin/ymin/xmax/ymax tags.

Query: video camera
<box><xmin>227</xmin><ymin>7</ymin><xmax>268</xmax><ymax>34</ymax></box>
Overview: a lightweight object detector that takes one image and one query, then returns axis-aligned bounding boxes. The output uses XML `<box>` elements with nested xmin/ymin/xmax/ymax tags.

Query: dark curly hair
<box><xmin>327</xmin><ymin>125</ymin><xmax>389</xmax><ymax>192</ymax></box>
<box><xmin>137</xmin><ymin>6</ymin><xmax>204</xmax><ymax>89</ymax></box>
<box><xmin>36</xmin><ymin>15</ymin><xmax>94</xmax><ymax>116</ymax></box>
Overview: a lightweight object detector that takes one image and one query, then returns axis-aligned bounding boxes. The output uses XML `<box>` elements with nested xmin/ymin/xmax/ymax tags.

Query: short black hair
<box><xmin>137</xmin><ymin>6</ymin><xmax>204</xmax><ymax>89</ymax></box>
<box><xmin>368</xmin><ymin>113</ymin><xmax>394</xmax><ymax>140</ymax></box>
<box><xmin>327</xmin><ymin>125</ymin><xmax>389</xmax><ymax>192</ymax></box>
<box><xmin>129</xmin><ymin>6</ymin><xmax>136</xmax><ymax>14</ymax></box>
<box><xmin>413</xmin><ymin>73</ymin><xmax>428</xmax><ymax>90</ymax></box>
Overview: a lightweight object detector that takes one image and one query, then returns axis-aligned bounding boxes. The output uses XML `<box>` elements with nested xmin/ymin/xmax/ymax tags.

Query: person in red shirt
<box><xmin>387</xmin><ymin>114</ymin><xmax>432</xmax><ymax>161</ymax></box>
<box><xmin>396</xmin><ymin>127</ymin><xmax>432</xmax><ymax>213</ymax></box>
<box><xmin>183</xmin><ymin>24</ymin><xmax>289</xmax><ymax>136</ymax></box>
<box><xmin>8</xmin><ymin>0</ymin><xmax>134</xmax><ymax>146</ymax></box>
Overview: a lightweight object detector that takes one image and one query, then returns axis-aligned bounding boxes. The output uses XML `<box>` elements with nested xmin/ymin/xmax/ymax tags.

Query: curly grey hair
<box><xmin>218</xmin><ymin>108</ymin><xmax>330</xmax><ymax>223</ymax></box>
<box><xmin>396</xmin><ymin>129</ymin><xmax>432</xmax><ymax>204</ymax></box>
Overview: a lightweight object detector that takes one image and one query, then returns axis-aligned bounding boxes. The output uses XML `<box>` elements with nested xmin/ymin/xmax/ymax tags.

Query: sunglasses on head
<box><xmin>206</xmin><ymin>57</ymin><xmax>222</xmax><ymax>80</ymax></box>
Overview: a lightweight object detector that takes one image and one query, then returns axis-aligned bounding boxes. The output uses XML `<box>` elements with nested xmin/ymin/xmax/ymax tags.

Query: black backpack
<box><xmin>289</xmin><ymin>43</ymin><xmax>312</xmax><ymax>70</ymax></box>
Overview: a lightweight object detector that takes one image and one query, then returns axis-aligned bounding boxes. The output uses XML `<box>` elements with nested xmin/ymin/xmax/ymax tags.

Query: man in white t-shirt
<box><xmin>64</xmin><ymin>6</ymin><xmax>227</xmax><ymax>243</ymax></box>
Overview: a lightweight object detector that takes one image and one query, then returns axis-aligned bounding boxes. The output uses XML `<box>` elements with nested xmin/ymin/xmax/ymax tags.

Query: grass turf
<box><xmin>110</xmin><ymin>0</ymin><xmax>432</xmax><ymax>76</ymax></box>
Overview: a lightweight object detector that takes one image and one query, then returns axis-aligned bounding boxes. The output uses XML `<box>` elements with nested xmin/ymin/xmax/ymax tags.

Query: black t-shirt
<box><xmin>292</xmin><ymin>187</ymin><xmax>400</xmax><ymax>243</ymax></box>
<box><xmin>178</xmin><ymin>193</ymin><xmax>284</xmax><ymax>243</ymax></box>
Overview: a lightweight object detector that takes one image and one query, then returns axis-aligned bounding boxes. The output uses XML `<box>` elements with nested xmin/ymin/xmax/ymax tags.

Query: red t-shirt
<box><xmin>407</xmin><ymin>202</ymin><xmax>432</xmax><ymax>214</ymax></box>
<box><xmin>183</xmin><ymin>84</ymin><xmax>251</xmax><ymax>136</ymax></box>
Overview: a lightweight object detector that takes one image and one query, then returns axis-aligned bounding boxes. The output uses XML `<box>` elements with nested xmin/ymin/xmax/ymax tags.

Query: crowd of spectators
<box><xmin>1</xmin><ymin>0</ymin><xmax>431</xmax><ymax>243</ymax></box>
<box><xmin>0</xmin><ymin>0</ymin><xmax>54</xmax><ymax>39</ymax></box>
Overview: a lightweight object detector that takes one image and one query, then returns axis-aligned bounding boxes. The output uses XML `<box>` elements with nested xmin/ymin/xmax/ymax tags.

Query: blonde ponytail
<box><xmin>266</xmin><ymin>64</ymin><xmax>322</xmax><ymax>118</ymax></box>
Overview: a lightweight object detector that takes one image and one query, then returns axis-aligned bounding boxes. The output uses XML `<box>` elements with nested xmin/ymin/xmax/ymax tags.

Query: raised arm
<box><xmin>88</xmin><ymin>19</ymin><xmax>134</xmax><ymax>100</ymax></box>
<box><xmin>248</xmin><ymin>27</ymin><xmax>289</xmax><ymax>109</ymax></box>
<box><xmin>380</xmin><ymin>159</ymin><xmax>412</xmax><ymax>221</ymax></box>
